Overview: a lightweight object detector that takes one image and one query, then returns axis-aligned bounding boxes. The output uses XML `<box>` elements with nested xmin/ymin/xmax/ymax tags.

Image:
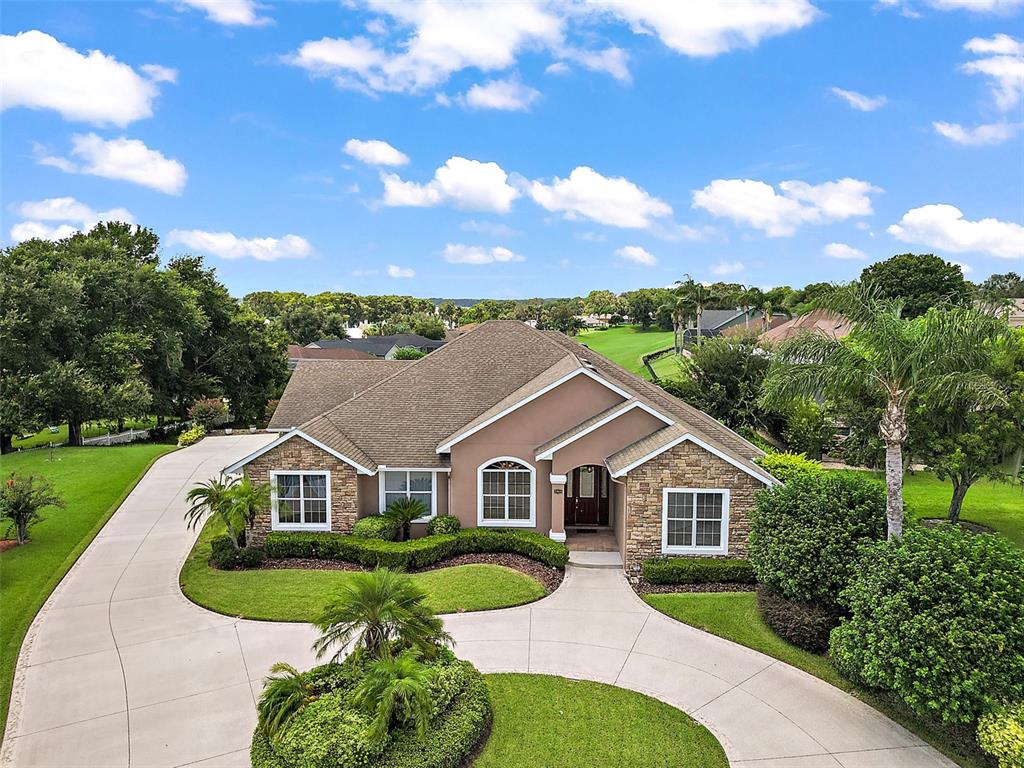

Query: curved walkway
<box><xmin>2</xmin><ymin>437</ymin><xmax>956</xmax><ymax>768</ymax></box>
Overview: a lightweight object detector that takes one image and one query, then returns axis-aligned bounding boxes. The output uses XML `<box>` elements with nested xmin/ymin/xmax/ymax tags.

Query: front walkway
<box><xmin>3</xmin><ymin>437</ymin><xmax>956</xmax><ymax>768</ymax></box>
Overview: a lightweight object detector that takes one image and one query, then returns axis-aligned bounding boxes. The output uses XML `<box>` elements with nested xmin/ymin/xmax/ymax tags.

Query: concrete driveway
<box><xmin>2</xmin><ymin>436</ymin><xmax>957</xmax><ymax>768</ymax></box>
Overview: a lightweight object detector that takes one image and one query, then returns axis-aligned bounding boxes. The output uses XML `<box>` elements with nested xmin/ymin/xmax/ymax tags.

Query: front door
<box><xmin>565</xmin><ymin>465</ymin><xmax>609</xmax><ymax>526</ymax></box>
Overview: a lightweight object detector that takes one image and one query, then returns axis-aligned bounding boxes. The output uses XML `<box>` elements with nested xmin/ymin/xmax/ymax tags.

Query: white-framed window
<box><xmin>270</xmin><ymin>471</ymin><xmax>331</xmax><ymax>531</ymax></box>
<box><xmin>661</xmin><ymin>488</ymin><xmax>730</xmax><ymax>555</ymax></box>
<box><xmin>477</xmin><ymin>457</ymin><xmax>535</xmax><ymax>528</ymax></box>
<box><xmin>380</xmin><ymin>470</ymin><xmax>436</xmax><ymax>521</ymax></box>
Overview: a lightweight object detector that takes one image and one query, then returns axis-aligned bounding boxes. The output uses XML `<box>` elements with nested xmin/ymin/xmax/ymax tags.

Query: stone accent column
<box><xmin>549</xmin><ymin>473</ymin><xmax>567</xmax><ymax>542</ymax></box>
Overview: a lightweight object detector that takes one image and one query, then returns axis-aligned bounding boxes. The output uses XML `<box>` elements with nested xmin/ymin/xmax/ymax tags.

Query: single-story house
<box><xmin>307</xmin><ymin>334</ymin><xmax>446</xmax><ymax>359</ymax></box>
<box><xmin>227</xmin><ymin>321</ymin><xmax>778</xmax><ymax>574</ymax></box>
<box><xmin>287</xmin><ymin>344</ymin><xmax>376</xmax><ymax>369</ymax></box>
<box><xmin>684</xmin><ymin>308</ymin><xmax>787</xmax><ymax>343</ymax></box>
<box><xmin>759</xmin><ymin>308</ymin><xmax>853</xmax><ymax>346</ymax></box>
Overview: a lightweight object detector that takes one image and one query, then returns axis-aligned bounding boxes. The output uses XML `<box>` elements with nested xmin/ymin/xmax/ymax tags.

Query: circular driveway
<box><xmin>2</xmin><ymin>436</ymin><xmax>957</xmax><ymax>768</ymax></box>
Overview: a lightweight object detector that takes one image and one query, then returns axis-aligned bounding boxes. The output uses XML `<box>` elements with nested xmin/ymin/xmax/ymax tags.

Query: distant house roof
<box><xmin>287</xmin><ymin>344</ymin><xmax>376</xmax><ymax>361</ymax></box>
<box><xmin>760</xmin><ymin>308</ymin><xmax>853</xmax><ymax>345</ymax></box>
<box><xmin>308</xmin><ymin>334</ymin><xmax>446</xmax><ymax>358</ymax></box>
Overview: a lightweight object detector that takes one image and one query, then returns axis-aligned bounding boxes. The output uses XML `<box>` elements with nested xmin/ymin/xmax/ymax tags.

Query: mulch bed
<box><xmin>633</xmin><ymin>579</ymin><xmax>757</xmax><ymax>596</ymax></box>
<box><xmin>261</xmin><ymin>552</ymin><xmax>564</xmax><ymax>593</ymax></box>
<box><xmin>0</xmin><ymin>540</ymin><xmax>21</xmax><ymax>554</ymax></box>
<box><xmin>918</xmin><ymin>518</ymin><xmax>996</xmax><ymax>535</ymax></box>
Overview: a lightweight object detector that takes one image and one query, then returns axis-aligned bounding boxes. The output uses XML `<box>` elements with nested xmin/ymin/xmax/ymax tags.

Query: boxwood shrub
<box><xmin>830</xmin><ymin>526</ymin><xmax>1024</xmax><ymax>725</ymax></box>
<box><xmin>425</xmin><ymin>515</ymin><xmax>461</xmax><ymax>536</ymax></box>
<box><xmin>265</xmin><ymin>527</ymin><xmax>569</xmax><ymax>569</ymax></box>
<box><xmin>210</xmin><ymin>535</ymin><xmax>266</xmax><ymax>569</ymax></box>
<box><xmin>352</xmin><ymin>515</ymin><xmax>400</xmax><ymax>541</ymax></box>
<box><xmin>643</xmin><ymin>557</ymin><xmax>755</xmax><ymax>585</ymax></box>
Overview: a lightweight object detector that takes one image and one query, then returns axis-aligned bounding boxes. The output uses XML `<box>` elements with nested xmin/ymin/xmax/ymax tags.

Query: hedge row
<box><xmin>643</xmin><ymin>557</ymin><xmax>755</xmax><ymax>585</ymax></box>
<box><xmin>265</xmin><ymin>527</ymin><xmax>569</xmax><ymax>570</ymax></box>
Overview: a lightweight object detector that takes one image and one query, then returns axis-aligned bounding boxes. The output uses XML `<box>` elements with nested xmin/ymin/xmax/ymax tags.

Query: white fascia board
<box><xmin>609</xmin><ymin>432</ymin><xmax>777</xmax><ymax>486</ymax></box>
<box><xmin>535</xmin><ymin>400</ymin><xmax>673</xmax><ymax>460</ymax></box>
<box><xmin>378</xmin><ymin>466</ymin><xmax>452</xmax><ymax>473</ymax></box>
<box><xmin>436</xmin><ymin>367</ymin><xmax>633</xmax><ymax>454</ymax></box>
<box><xmin>222</xmin><ymin>429</ymin><xmax>375</xmax><ymax>476</ymax></box>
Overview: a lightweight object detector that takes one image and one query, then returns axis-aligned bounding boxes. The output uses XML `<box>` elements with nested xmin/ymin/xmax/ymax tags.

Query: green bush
<box><xmin>756</xmin><ymin>586</ymin><xmax>839</xmax><ymax>653</ymax></box>
<box><xmin>754</xmin><ymin>452</ymin><xmax>823</xmax><ymax>484</ymax></box>
<box><xmin>978</xmin><ymin>704</ymin><xmax>1024</xmax><ymax>768</ymax></box>
<box><xmin>425</xmin><ymin>515</ymin><xmax>461</xmax><ymax>536</ymax></box>
<box><xmin>353</xmin><ymin>516</ymin><xmax>400</xmax><ymax>541</ymax></box>
<box><xmin>187</xmin><ymin>397</ymin><xmax>228</xmax><ymax>429</ymax></box>
<box><xmin>643</xmin><ymin>557</ymin><xmax>755</xmax><ymax>585</ymax></box>
<box><xmin>269</xmin><ymin>693</ymin><xmax>384</xmax><ymax>768</ymax></box>
<box><xmin>830</xmin><ymin>527</ymin><xmax>1024</xmax><ymax>725</ymax></box>
<box><xmin>748</xmin><ymin>471</ymin><xmax>886</xmax><ymax>612</ymax></box>
<box><xmin>265</xmin><ymin>527</ymin><xmax>569</xmax><ymax>569</ymax></box>
<box><xmin>210</xmin><ymin>535</ymin><xmax>266</xmax><ymax>569</ymax></box>
<box><xmin>177</xmin><ymin>424</ymin><xmax>206</xmax><ymax>447</ymax></box>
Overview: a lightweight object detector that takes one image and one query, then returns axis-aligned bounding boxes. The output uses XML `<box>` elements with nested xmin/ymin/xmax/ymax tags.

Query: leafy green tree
<box><xmin>860</xmin><ymin>253</ymin><xmax>971</xmax><ymax>318</ymax></box>
<box><xmin>540</xmin><ymin>299</ymin><xmax>583</xmax><ymax>335</ymax></box>
<box><xmin>582</xmin><ymin>289</ymin><xmax>619</xmax><ymax>316</ymax></box>
<box><xmin>0</xmin><ymin>473</ymin><xmax>64</xmax><ymax>544</ymax></box>
<box><xmin>392</xmin><ymin>347</ymin><xmax>426</xmax><ymax>360</ymax></box>
<box><xmin>437</xmin><ymin>300</ymin><xmax>462</xmax><ymax>328</ymax></box>
<box><xmin>977</xmin><ymin>271</ymin><xmax>1024</xmax><ymax>301</ymax></box>
<box><xmin>257</xmin><ymin>662</ymin><xmax>313</xmax><ymax>741</ymax></box>
<box><xmin>761</xmin><ymin>286</ymin><xmax>1009</xmax><ymax>538</ymax></box>
<box><xmin>281</xmin><ymin>301</ymin><xmax>331</xmax><ymax>345</ymax></box>
<box><xmin>781</xmin><ymin>399</ymin><xmax>835</xmax><ymax>459</ymax></box>
<box><xmin>621</xmin><ymin>290</ymin><xmax>656</xmax><ymax>328</ymax></box>
<box><xmin>352</xmin><ymin>649</ymin><xmax>435</xmax><ymax>745</ymax></box>
<box><xmin>384</xmin><ymin>497</ymin><xmax>429</xmax><ymax>541</ymax></box>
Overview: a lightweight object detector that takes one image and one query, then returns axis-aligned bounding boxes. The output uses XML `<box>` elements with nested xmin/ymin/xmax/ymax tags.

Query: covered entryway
<box><xmin>564</xmin><ymin>464</ymin><xmax>610</xmax><ymax>527</ymax></box>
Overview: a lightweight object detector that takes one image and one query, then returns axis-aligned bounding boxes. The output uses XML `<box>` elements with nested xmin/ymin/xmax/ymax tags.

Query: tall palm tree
<box><xmin>677</xmin><ymin>277</ymin><xmax>716</xmax><ymax>346</ymax></box>
<box><xmin>352</xmin><ymin>649</ymin><xmax>435</xmax><ymax>744</ymax></box>
<box><xmin>735</xmin><ymin>286</ymin><xmax>765</xmax><ymax>330</ymax></box>
<box><xmin>658</xmin><ymin>294</ymin><xmax>692</xmax><ymax>354</ymax></box>
<box><xmin>760</xmin><ymin>298</ymin><xmax>774</xmax><ymax>333</ymax></box>
<box><xmin>761</xmin><ymin>285</ymin><xmax>1009</xmax><ymax>538</ymax></box>
<box><xmin>313</xmin><ymin>569</ymin><xmax>452</xmax><ymax>663</ymax></box>
<box><xmin>257</xmin><ymin>662</ymin><xmax>313</xmax><ymax>741</ymax></box>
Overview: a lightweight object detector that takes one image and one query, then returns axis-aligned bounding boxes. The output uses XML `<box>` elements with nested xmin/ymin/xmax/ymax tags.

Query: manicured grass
<box><xmin>11</xmin><ymin>416</ymin><xmax>175</xmax><ymax>450</ymax></box>
<box><xmin>0</xmin><ymin>443</ymin><xmax>176</xmax><ymax>739</ymax></box>
<box><xmin>649</xmin><ymin>352</ymin><xmax>685</xmax><ymax>380</ymax></box>
<box><xmin>180</xmin><ymin>518</ymin><xmax>549</xmax><ymax>621</ymax></box>
<box><xmin>574</xmin><ymin>325</ymin><xmax>674</xmax><ymax>378</ymax></box>
<box><xmin>646</xmin><ymin>592</ymin><xmax>988</xmax><ymax>768</ymax></box>
<box><xmin>476</xmin><ymin>673</ymin><xmax>728</xmax><ymax>768</ymax></box>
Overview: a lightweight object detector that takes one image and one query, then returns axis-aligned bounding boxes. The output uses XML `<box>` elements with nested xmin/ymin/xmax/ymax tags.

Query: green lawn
<box><xmin>646</xmin><ymin>592</ymin><xmax>986</xmax><ymax>768</ymax></box>
<box><xmin>574</xmin><ymin>325</ymin><xmax>674</xmax><ymax>378</ymax></box>
<box><xmin>12</xmin><ymin>416</ymin><xmax>174</xmax><ymax>450</ymax></box>
<box><xmin>649</xmin><ymin>352</ymin><xmax>685</xmax><ymax>380</ymax></box>
<box><xmin>476</xmin><ymin>673</ymin><xmax>728</xmax><ymax>768</ymax></box>
<box><xmin>180</xmin><ymin>518</ymin><xmax>549</xmax><ymax>621</ymax></box>
<box><xmin>0</xmin><ymin>443</ymin><xmax>176</xmax><ymax>739</ymax></box>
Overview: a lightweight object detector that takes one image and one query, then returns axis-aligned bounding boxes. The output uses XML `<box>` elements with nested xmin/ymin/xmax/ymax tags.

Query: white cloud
<box><xmin>559</xmin><ymin>45</ymin><xmax>631</xmax><ymax>82</ymax></box>
<box><xmin>10</xmin><ymin>196</ymin><xmax>134</xmax><ymax>242</ymax></box>
<box><xmin>711</xmin><ymin>259</ymin><xmax>744</xmax><ymax>275</ymax></box>
<box><xmin>461</xmin><ymin>78</ymin><xmax>541</xmax><ymax>111</ymax></box>
<box><xmin>951</xmin><ymin>260</ymin><xmax>973</xmax><ymax>273</ymax></box>
<box><xmin>933</xmin><ymin>120</ymin><xmax>1022</xmax><ymax>145</ymax></box>
<box><xmin>387</xmin><ymin>264</ymin><xmax>415</xmax><ymax>278</ymax></box>
<box><xmin>140</xmin><ymin>64</ymin><xmax>178</xmax><ymax>83</ymax></box>
<box><xmin>530</xmin><ymin>166</ymin><xmax>672</xmax><ymax>229</ymax></box>
<box><xmin>930</xmin><ymin>0</ymin><xmax>1024</xmax><ymax>11</ymax></box>
<box><xmin>381</xmin><ymin>156</ymin><xmax>519</xmax><ymax>213</ymax></box>
<box><xmin>692</xmin><ymin>177</ymin><xmax>881</xmax><ymax>237</ymax></box>
<box><xmin>887</xmin><ymin>204</ymin><xmax>1024</xmax><ymax>259</ymax></box>
<box><xmin>964</xmin><ymin>33</ymin><xmax>1023</xmax><ymax>55</ymax></box>
<box><xmin>343</xmin><ymin>138</ymin><xmax>409</xmax><ymax>166</ymax></box>
<box><xmin>36</xmin><ymin>133</ymin><xmax>187</xmax><ymax>195</ymax></box>
<box><xmin>167</xmin><ymin>229</ymin><xmax>312</xmax><ymax>261</ymax></box>
<box><xmin>442</xmin><ymin>243</ymin><xmax>524</xmax><ymax>264</ymax></box>
<box><xmin>461</xmin><ymin>220</ymin><xmax>520</xmax><ymax>237</ymax></box>
<box><xmin>174</xmin><ymin>0</ymin><xmax>271</xmax><ymax>26</ymax></box>
<box><xmin>615</xmin><ymin>245</ymin><xmax>657</xmax><ymax>266</ymax></box>
<box><xmin>830</xmin><ymin>86</ymin><xmax>887</xmax><ymax>111</ymax></box>
<box><xmin>10</xmin><ymin>221</ymin><xmax>80</xmax><ymax>242</ymax></box>
<box><xmin>545</xmin><ymin>61</ymin><xmax>571</xmax><ymax>75</ymax></box>
<box><xmin>960</xmin><ymin>34</ymin><xmax>1024</xmax><ymax>111</ymax></box>
<box><xmin>823</xmin><ymin>242</ymin><xmax>868</xmax><ymax>259</ymax></box>
<box><xmin>0</xmin><ymin>30</ymin><xmax>171</xmax><ymax>126</ymax></box>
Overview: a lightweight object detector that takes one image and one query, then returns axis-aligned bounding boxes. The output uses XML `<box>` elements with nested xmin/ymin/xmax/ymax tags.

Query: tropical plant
<box><xmin>658</xmin><ymin>293</ymin><xmax>692</xmax><ymax>355</ymax></box>
<box><xmin>229</xmin><ymin>475</ymin><xmax>271</xmax><ymax>531</ymax></box>
<box><xmin>257</xmin><ymin>662</ymin><xmax>314</xmax><ymax>741</ymax></box>
<box><xmin>734</xmin><ymin>285</ymin><xmax>765</xmax><ymax>329</ymax></box>
<box><xmin>0</xmin><ymin>473</ymin><xmax>64</xmax><ymax>544</ymax></box>
<box><xmin>385</xmin><ymin>497</ymin><xmax>429</xmax><ymax>542</ymax></box>
<box><xmin>313</xmin><ymin>569</ymin><xmax>452</xmax><ymax>663</ymax></box>
<box><xmin>184</xmin><ymin>475</ymin><xmax>269</xmax><ymax>549</ymax></box>
<box><xmin>352</xmin><ymin>649</ymin><xmax>435</xmax><ymax>744</ymax></box>
<box><xmin>675</xmin><ymin>276</ymin><xmax>716</xmax><ymax>345</ymax></box>
<box><xmin>761</xmin><ymin>285</ymin><xmax>1009</xmax><ymax>538</ymax></box>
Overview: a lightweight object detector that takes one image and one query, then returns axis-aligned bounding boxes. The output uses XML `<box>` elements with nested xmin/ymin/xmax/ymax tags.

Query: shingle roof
<box><xmin>606</xmin><ymin>424</ymin><xmax>687</xmax><ymax>476</ymax></box>
<box><xmin>760</xmin><ymin>308</ymin><xmax>852</xmax><ymax>345</ymax></box>
<box><xmin>287</xmin><ymin>344</ymin><xmax>377</xmax><ymax>360</ymax></box>
<box><xmin>309</xmin><ymin>334</ymin><xmax>446</xmax><ymax>357</ymax></box>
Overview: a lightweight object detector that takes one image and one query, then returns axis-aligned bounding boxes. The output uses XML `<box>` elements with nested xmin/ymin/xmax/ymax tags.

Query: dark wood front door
<box><xmin>565</xmin><ymin>465</ymin><xmax>610</xmax><ymax>526</ymax></box>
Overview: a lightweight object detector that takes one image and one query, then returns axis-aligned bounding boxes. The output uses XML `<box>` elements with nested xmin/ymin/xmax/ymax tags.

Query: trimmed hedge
<box><xmin>643</xmin><ymin>557</ymin><xmax>755</xmax><ymax>585</ymax></box>
<box><xmin>352</xmin><ymin>515</ymin><xmax>400</xmax><ymax>541</ymax></box>
<box><xmin>756</xmin><ymin>586</ymin><xmax>839</xmax><ymax>653</ymax></box>
<box><xmin>265</xmin><ymin>527</ymin><xmax>569</xmax><ymax>570</ymax></box>
<box><xmin>211</xmin><ymin>535</ymin><xmax>266</xmax><ymax>569</ymax></box>
<box><xmin>425</xmin><ymin>515</ymin><xmax>461</xmax><ymax>536</ymax></box>
<box><xmin>977</xmin><ymin>704</ymin><xmax>1024</xmax><ymax>768</ymax></box>
<box><xmin>753</xmin><ymin>452</ymin><xmax>823</xmax><ymax>484</ymax></box>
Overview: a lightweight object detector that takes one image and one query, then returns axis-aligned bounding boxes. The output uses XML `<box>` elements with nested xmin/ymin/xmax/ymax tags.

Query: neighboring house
<box><xmin>759</xmin><ymin>308</ymin><xmax>853</xmax><ymax>346</ymax></box>
<box><xmin>1011</xmin><ymin>298</ymin><xmax>1024</xmax><ymax>328</ymax></box>
<box><xmin>307</xmin><ymin>333</ymin><xmax>446</xmax><ymax>359</ymax></box>
<box><xmin>225</xmin><ymin>321</ymin><xmax>777</xmax><ymax>574</ymax></box>
<box><xmin>287</xmin><ymin>344</ymin><xmax>376</xmax><ymax>369</ymax></box>
<box><xmin>685</xmin><ymin>308</ymin><xmax>787</xmax><ymax>343</ymax></box>
<box><xmin>576</xmin><ymin>313</ymin><xmax>612</xmax><ymax>328</ymax></box>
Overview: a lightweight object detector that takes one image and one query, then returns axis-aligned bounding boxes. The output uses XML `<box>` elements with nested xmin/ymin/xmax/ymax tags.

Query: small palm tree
<box><xmin>257</xmin><ymin>662</ymin><xmax>313</xmax><ymax>741</ymax></box>
<box><xmin>352</xmin><ymin>649</ymin><xmax>435</xmax><ymax>745</ymax></box>
<box><xmin>230</xmin><ymin>476</ymin><xmax>271</xmax><ymax>536</ymax></box>
<box><xmin>185</xmin><ymin>476</ymin><xmax>244</xmax><ymax>548</ymax></box>
<box><xmin>761</xmin><ymin>285</ymin><xmax>1009</xmax><ymax>539</ymax></box>
<box><xmin>385</xmin><ymin>497</ymin><xmax>429</xmax><ymax>542</ymax></box>
<box><xmin>0</xmin><ymin>473</ymin><xmax>64</xmax><ymax>544</ymax></box>
<box><xmin>313</xmin><ymin>569</ymin><xmax>452</xmax><ymax>663</ymax></box>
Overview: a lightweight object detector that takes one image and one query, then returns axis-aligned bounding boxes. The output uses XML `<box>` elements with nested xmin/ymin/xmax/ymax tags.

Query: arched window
<box><xmin>477</xmin><ymin>458</ymin><xmax>535</xmax><ymax>527</ymax></box>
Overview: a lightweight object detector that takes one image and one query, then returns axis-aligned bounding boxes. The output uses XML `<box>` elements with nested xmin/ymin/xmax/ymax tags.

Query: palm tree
<box><xmin>385</xmin><ymin>497</ymin><xmax>429</xmax><ymax>542</ymax></box>
<box><xmin>185</xmin><ymin>476</ymin><xmax>242</xmax><ymax>548</ymax></box>
<box><xmin>760</xmin><ymin>298</ymin><xmax>774</xmax><ymax>333</ymax></box>
<box><xmin>735</xmin><ymin>286</ymin><xmax>765</xmax><ymax>329</ymax></box>
<box><xmin>230</xmin><ymin>476</ymin><xmax>271</xmax><ymax>543</ymax></box>
<box><xmin>313</xmin><ymin>569</ymin><xmax>452</xmax><ymax>663</ymax></box>
<box><xmin>352</xmin><ymin>649</ymin><xmax>435</xmax><ymax>745</ymax></box>
<box><xmin>676</xmin><ymin>277</ymin><xmax>715</xmax><ymax>346</ymax></box>
<box><xmin>657</xmin><ymin>294</ymin><xmax>692</xmax><ymax>355</ymax></box>
<box><xmin>257</xmin><ymin>662</ymin><xmax>313</xmax><ymax>741</ymax></box>
<box><xmin>760</xmin><ymin>285</ymin><xmax>1009</xmax><ymax>538</ymax></box>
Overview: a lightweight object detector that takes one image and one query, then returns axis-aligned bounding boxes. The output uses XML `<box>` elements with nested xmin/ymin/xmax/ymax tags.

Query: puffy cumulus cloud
<box><xmin>960</xmin><ymin>33</ymin><xmax>1024</xmax><ymax>111</ymax></box>
<box><xmin>964</xmin><ymin>33</ymin><xmax>1023</xmax><ymax>55</ymax></box>
<box><xmin>823</xmin><ymin>242</ymin><xmax>867</xmax><ymax>259</ymax></box>
<box><xmin>933</xmin><ymin>120</ymin><xmax>1022</xmax><ymax>145</ymax></box>
<box><xmin>167</xmin><ymin>229</ymin><xmax>312</xmax><ymax>261</ymax></box>
<box><xmin>10</xmin><ymin>221</ymin><xmax>80</xmax><ymax>242</ymax></box>
<box><xmin>0</xmin><ymin>31</ymin><xmax>172</xmax><ymax>126</ymax></box>
<box><xmin>36</xmin><ymin>133</ymin><xmax>187</xmax><ymax>195</ymax></box>
<box><xmin>343</xmin><ymin>138</ymin><xmax>409</xmax><ymax>166</ymax></box>
<box><xmin>830</xmin><ymin>87</ymin><xmax>887</xmax><ymax>111</ymax></box>
<box><xmin>10</xmin><ymin>196</ymin><xmax>134</xmax><ymax>243</ymax></box>
<box><xmin>530</xmin><ymin>166</ymin><xmax>672</xmax><ymax>229</ymax></box>
<box><xmin>441</xmin><ymin>243</ymin><xmax>524</xmax><ymax>264</ymax></box>
<box><xmin>460</xmin><ymin>78</ymin><xmax>541</xmax><ymax>111</ymax></box>
<box><xmin>381</xmin><ymin>156</ymin><xmax>519</xmax><ymax>213</ymax></box>
<box><xmin>387</xmin><ymin>264</ymin><xmax>415</xmax><ymax>278</ymax></box>
<box><xmin>692</xmin><ymin>177</ymin><xmax>881</xmax><ymax>237</ymax></box>
<box><xmin>711</xmin><ymin>259</ymin><xmax>744</xmax><ymax>275</ymax></box>
<box><xmin>887</xmin><ymin>204</ymin><xmax>1024</xmax><ymax>259</ymax></box>
<box><xmin>173</xmin><ymin>0</ymin><xmax>272</xmax><ymax>26</ymax></box>
<box><xmin>615</xmin><ymin>245</ymin><xmax>657</xmax><ymax>266</ymax></box>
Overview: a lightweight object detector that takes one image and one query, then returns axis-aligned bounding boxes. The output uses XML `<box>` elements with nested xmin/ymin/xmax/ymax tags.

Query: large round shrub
<box><xmin>749</xmin><ymin>472</ymin><xmax>886</xmax><ymax>611</ymax></box>
<box><xmin>425</xmin><ymin>515</ymin><xmax>461</xmax><ymax>536</ymax></box>
<box><xmin>830</xmin><ymin>526</ymin><xmax>1024</xmax><ymax>725</ymax></box>
<box><xmin>353</xmin><ymin>515</ymin><xmax>400</xmax><ymax>541</ymax></box>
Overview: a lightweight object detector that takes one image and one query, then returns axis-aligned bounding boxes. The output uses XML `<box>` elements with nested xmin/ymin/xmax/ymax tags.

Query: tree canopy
<box><xmin>860</xmin><ymin>253</ymin><xmax>971</xmax><ymax>319</ymax></box>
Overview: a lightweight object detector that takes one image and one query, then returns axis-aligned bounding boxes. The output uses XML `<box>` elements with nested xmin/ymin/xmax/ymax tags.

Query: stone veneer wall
<box><xmin>243</xmin><ymin>437</ymin><xmax>360</xmax><ymax>546</ymax></box>
<box><xmin>622</xmin><ymin>441</ymin><xmax>764</xmax><ymax>575</ymax></box>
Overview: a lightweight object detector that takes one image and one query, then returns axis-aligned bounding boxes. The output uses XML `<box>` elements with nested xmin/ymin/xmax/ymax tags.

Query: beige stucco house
<box><xmin>225</xmin><ymin>320</ymin><xmax>778</xmax><ymax>573</ymax></box>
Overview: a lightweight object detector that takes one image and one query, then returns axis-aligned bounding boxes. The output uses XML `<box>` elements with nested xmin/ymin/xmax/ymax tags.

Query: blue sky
<box><xmin>2</xmin><ymin>0</ymin><xmax>1023</xmax><ymax>300</ymax></box>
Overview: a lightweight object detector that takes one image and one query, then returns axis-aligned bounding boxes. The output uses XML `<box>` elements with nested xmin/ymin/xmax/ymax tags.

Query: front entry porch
<box><xmin>565</xmin><ymin>527</ymin><xmax>618</xmax><ymax>552</ymax></box>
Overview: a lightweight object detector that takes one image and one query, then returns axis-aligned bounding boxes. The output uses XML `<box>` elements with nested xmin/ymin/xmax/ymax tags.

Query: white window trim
<box><xmin>379</xmin><ymin>469</ymin><xmax>437</xmax><ymax>522</ymax></box>
<box><xmin>270</xmin><ymin>470</ymin><xmax>332</xmax><ymax>532</ymax></box>
<box><xmin>661</xmin><ymin>487</ymin><xmax>730</xmax><ymax>556</ymax></box>
<box><xmin>477</xmin><ymin>456</ymin><xmax>536</xmax><ymax>528</ymax></box>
